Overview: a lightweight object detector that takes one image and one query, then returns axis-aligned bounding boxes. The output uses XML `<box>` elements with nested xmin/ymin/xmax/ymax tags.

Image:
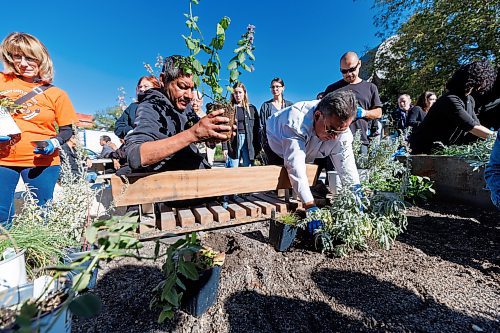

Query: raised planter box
<box><xmin>410</xmin><ymin>155</ymin><xmax>494</xmax><ymax>209</ymax></box>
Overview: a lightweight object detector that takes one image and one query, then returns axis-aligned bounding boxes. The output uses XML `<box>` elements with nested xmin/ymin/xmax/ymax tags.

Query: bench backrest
<box><xmin>110</xmin><ymin>165</ymin><xmax>318</xmax><ymax>207</ymax></box>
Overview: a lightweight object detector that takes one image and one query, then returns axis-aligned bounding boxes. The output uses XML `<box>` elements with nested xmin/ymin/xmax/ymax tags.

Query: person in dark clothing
<box><xmin>222</xmin><ymin>82</ymin><xmax>261</xmax><ymax>167</ymax></box>
<box><xmin>114</xmin><ymin>76</ymin><xmax>161</xmax><ymax>139</ymax></box>
<box><xmin>59</xmin><ymin>135</ymin><xmax>96</xmax><ymax>182</ymax></box>
<box><xmin>324</xmin><ymin>51</ymin><xmax>382</xmax><ymax>154</ymax></box>
<box><xmin>391</xmin><ymin>94</ymin><xmax>411</xmax><ymax>132</ymax></box>
<box><xmin>124</xmin><ymin>55</ymin><xmax>233</xmax><ymax>173</ymax></box>
<box><xmin>409</xmin><ymin>91</ymin><xmax>436</xmax><ymax>129</ymax></box>
<box><xmin>259</xmin><ymin>77</ymin><xmax>293</xmax><ymax>165</ymax></box>
<box><xmin>473</xmin><ymin>66</ymin><xmax>499</xmax><ymax>130</ymax></box>
<box><xmin>409</xmin><ymin>60</ymin><xmax>495</xmax><ymax>154</ymax></box>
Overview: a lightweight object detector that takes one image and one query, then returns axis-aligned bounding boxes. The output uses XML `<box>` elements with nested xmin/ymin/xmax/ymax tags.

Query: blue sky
<box><xmin>1</xmin><ymin>0</ymin><xmax>382</xmax><ymax>115</ymax></box>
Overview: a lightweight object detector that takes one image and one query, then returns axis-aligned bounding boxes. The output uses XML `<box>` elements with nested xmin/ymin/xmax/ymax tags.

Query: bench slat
<box><xmin>225</xmin><ymin>203</ymin><xmax>247</xmax><ymax>219</ymax></box>
<box><xmin>193</xmin><ymin>206</ymin><xmax>214</xmax><ymax>225</ymax></box>
<box><xmin>207</xmin><ymin>202</ymin><xmax>231</xmax><ymax>223</ymax></box>
<box><xmin>252</xmin><ymin>193</ymin><xmax>288</xmax><ymax>213</ymax></box>
<box><xmin>177</xmin><ymin>208</ymin><xmax>195</xmax><ymax>227</ymax></box>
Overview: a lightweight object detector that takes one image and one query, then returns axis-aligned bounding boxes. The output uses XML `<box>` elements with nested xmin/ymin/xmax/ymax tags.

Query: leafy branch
<box><xmin>179</xmin><ymin>0</ymin><xmax>255</xmax><ymax>103</ymax></box>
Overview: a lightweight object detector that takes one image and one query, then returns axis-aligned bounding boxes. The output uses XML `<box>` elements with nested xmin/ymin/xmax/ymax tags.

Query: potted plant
<box><xmin>151</xmin><ymin>232</ymin><xmax>225</xmax><ymax>321</ymax></box>
<box><xmin>268</xmin><ymin>210</ymin><xmax>302</xmax><ymax>252</ymax></box>
<box><xmin>0</xmin><ymin>214</ymin><xmax>142</xmax><ymax>332</ymax></box>
<box><xmin>0</xmin><ymin>227</ymin><xmax>27</xmax><ymax>292</ymax></box>
<box><xmin>176</xmin><ymin>0</ymin><xmax>256</xmax><ymax>141</ymax></box>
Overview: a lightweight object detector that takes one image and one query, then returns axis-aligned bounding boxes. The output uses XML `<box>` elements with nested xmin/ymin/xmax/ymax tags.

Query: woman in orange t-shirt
<box><xmin>0</xmin><ymin>32</ymin><xmax>77</xmax><ymax>228</ymax></box>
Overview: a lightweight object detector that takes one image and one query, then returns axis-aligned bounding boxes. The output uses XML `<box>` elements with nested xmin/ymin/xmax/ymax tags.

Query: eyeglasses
<box><xmin>270</xmin><ymin>85</ymin><xmax>283</xmax><ymax>89</ymax></box>
<box><xmin>340</xmin><ymin>62</ymin><xmax>360</xmax><ymax>75</ymax></box>
<box><xmin>322</xmin><ymin>114</ymin><xmax>350</xmax><ymax>135</ymax></box>
<box><xmin>12</xmin><ymin>54</ymin><xmax>38</xmax><ymax>65</ymax></box>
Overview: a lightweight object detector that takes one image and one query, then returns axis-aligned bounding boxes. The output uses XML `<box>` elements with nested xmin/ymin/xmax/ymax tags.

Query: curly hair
<box><xmin>446</xmin><ymin>60</ymin><xmax>496</xmax><ymax>96</ymax></box>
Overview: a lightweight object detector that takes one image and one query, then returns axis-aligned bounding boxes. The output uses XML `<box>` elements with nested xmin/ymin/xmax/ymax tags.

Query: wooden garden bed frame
<box><xmin>110</xmin><ymin>165</ymin><xmax>318</xmax><ymax>235</ymax></box>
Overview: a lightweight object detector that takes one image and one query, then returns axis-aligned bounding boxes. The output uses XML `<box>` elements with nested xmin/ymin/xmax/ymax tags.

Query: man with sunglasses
<box><xmin>264</xmin><ymin>90</ymin><xmax>361</xmax><ymax>234</ymax></box>
<box><xmin>324</xmin><ymin>51</ymin><xmax>383</xmax><ymax>154</ymax></box>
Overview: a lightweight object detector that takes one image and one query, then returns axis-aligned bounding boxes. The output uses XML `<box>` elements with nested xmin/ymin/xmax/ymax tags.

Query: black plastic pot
<box><xmin>181</xmin><ymin>266</ymin><xmax>222</xmax><ymax>317</ymax></box>
<box><xmin>269</xmin><ymin>219</ymin><xmax>298</xmax><ymax>252</ymax></box>
<box><xmin>62</xmin><ymin>246</ymin><xmax>98</xmax><ymax>290</ymax></box>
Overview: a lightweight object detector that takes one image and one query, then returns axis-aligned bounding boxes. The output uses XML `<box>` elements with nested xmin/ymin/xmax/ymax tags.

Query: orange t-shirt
<box><xmin>0</xmin><ymin>73</ymin><xmax>78</xmax><ymax>167</ymax></box>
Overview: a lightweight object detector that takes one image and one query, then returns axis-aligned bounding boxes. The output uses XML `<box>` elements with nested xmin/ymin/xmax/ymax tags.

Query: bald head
<box><xmin>340</xmin><ymin>51</ymin><xmax>361</xmax><ymax>84</ymax></box>
<box><xmin>340</xmin><ymin>51</ymin><xmax>359</xmax><ymax>64</ymax></box>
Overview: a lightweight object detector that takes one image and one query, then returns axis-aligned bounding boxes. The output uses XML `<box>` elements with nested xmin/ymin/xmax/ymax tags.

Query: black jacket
<box><xmin>409</xmin><ymin>93</ymin><xmax>480</xmax><ymax>154</ymax></box>
<box><xmin>222</xmin><ymin>104</ymin><xmax>261</xmax><ymax>160</ymax></box>
<box><xmin>124</xmin><ymin>89</ymin><xmax>208</xmax><ymax>172</ymax></box>
<box><xmin>114</xmin><ymin>102</ymin><xmax>139</xmax><ymax>139</ymax></box>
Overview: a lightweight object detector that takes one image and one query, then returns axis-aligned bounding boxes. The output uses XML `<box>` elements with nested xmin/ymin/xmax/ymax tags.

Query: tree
<box><xmin>92</xmin><ymin>106</ymin><xmax>122</xmax><ymax>131</ymax></box>
<box><xmin>92</xmin><ymin>87</ymin><xmax>128</xmax><ymax>131</ymax></box>
<box><xmin>372</xmin><ymin>0</ymin><xmax>499</xmax><ymax>107</ymax></box>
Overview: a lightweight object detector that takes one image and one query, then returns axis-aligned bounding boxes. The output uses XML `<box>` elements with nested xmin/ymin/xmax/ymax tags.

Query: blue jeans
<box><xmin>0</xmin><ymin>165</ymin><xmax>61</xmax><ymax>229</ymax></box>
<box><xmin>485</xmin><ymin>132</ymin><xmax>500</xmax><ymax>209</ymax></box>
<box><xmin>228</xmin><ymin>133</ymin><xmax>252</xmax><ymax>168</ymax></box>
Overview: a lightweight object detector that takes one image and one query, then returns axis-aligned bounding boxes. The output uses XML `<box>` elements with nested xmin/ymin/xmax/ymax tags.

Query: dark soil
<box><xmin>73</xmin><ymin>201</ymin><xmax>499</xmax><ymax>333</ymax></box>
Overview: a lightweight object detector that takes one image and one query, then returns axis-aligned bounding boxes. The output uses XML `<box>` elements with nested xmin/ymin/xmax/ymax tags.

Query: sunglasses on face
<box><xmin>340</xmin><ymin>62</ymin><xmax>360</xmax><ymax>75</ymax></box>
<box><xmin>321</xmin><ymin>113</ymin><xmax>350</xmax><ymax>135</ymax></box>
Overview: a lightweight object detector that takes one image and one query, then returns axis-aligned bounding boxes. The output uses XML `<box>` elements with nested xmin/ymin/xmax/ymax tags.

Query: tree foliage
<box><xmin>92</xmin><ymin>106</ymin><xmax>122</xmax><ymax>131</ymax></box>
<box><xmin>372</xmin><ymin>0</ymin><xmax>499</xmax><ymax>107</ymax></box>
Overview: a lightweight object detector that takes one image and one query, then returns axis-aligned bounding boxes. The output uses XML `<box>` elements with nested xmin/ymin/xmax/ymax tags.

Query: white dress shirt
<box><xmin>266</xmin><ymin>100</ymin><xmax>360</xmax><ymax>204</ymax></box>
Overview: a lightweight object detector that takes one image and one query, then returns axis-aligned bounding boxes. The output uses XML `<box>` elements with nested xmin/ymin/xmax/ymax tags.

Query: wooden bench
<box><xmin>110</xmin><ymin>165</ymin><xmax>318</xmax><ymax>235</ymax></box>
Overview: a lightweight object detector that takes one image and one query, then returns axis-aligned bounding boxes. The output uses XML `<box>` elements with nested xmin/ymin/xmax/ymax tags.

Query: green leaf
<box><xmin>192</xmin><ymin>59</ymin><xmax>203</xmax><ymax>73</ymax></box>
<box><xmin>85</xmin><ymin>226</ymin><xmax>97</xmax><ymax>243</ymax></box>
<box><xmin>164</xmin><ymin>289</ymin><xmax>180</xmax><ymax>307</ymax></box>
<box><xmin>216</xmin><ymin>23</ymin><xmax>224</xmax><ymax>35</ymax></box>
<box><xmin>178</xmin><ymin>260</ymin><xmax>199</xmax><ymax>280</ymax></box>
<box><xmin>241</xmin><ymin>63</ymin><xmax>252</xmax><ymax>72</ymax></box>
<box><xmin>219</xmin><ymin>16</ymin><xmax>230</xmax><ymax>30</ymax></box>
<box><xmin>200</xmin><ymin>44</ymin><xmax>212</xmax><ymax>54</ymax></box>
<box><xmin>158</xmin><ymin>308</ymin><xmax>174</xmax><ymax>323</ymax></box>
<box><xmin>176</xmin><ymin>277</ymin><xmax>186</xmax><ymax>290</ymax></box>
<box><xmin>246</xmin><ymin>49</ymin><xmax>255</xmax><ymax>61</ymax></box>
<box><xmin>233</xmin><ymin>45</ymin><xmax>245</xmax><ymax>53</ymax></box>
<box><xmin>237</xmin><ymin>52</ymin><xmax>246</xmax><ymax>64</ymax></box>
<box><xmin>227</xmin><ymin>60</ymin><xmax>238</xmax><ymax>70</ymax></box>
<box><xmin>73</xmin><ymin>272</ymin><xmax>92</xmax><ymax>292</ymax></box>
<box><xmin>69</xmin><ymin>293</ymin><xmax>102</xmax><ymax>318</ymax></box>
<box><xmin>230</xmin><ymin>69</ymin><xmax>239</xmax><ymax>82</ymax></box>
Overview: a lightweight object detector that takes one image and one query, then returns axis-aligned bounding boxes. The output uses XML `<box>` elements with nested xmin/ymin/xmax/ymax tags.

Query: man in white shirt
<box><xmin>264</xmin><ymin>90</ymin><xmax>361</xmax><ymax>232</ymax></box>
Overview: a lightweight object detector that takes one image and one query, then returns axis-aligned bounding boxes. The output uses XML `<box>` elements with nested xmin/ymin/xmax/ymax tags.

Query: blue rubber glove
<box><xmin>391</xmin><ymin>147</ymin><xmax>407</xmax><ymax>159</ymax></box>
<box><xmin>351</xmin><ymin>184</ymin><xmax>365</xmax><ymax>212</ymax></box>
<box><xmin>33</xmin><ymin>138</ymin><xmax>60</xmax><ymax>155</ymax></box>
<box><xmin>356</xmin><ymin>106</ymin><xmax>366</xmax><ymax>119</ymax></box>
<box><xmin>306</xmin><ymin>206</ymin><xmax>322</xmax><ymax>235</ymax></box>
<box><xmin>0</xmin><ymin>135</ymin><xmax>11</xmax><ymax>142</ymax></box>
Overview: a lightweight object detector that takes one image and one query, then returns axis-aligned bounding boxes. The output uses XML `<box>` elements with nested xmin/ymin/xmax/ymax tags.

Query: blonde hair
<box><xmin>1</xmin><ymin>32</ymin><xmax>54</xmax><ymax>83</ymax></box>
<box><xmin>230</xmin><ymin>82</ymin><xmax>250</xmax><ymax>112</ymax></box>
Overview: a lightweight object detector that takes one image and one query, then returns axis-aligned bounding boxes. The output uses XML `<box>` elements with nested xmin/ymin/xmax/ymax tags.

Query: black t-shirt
<box><xmin>324</xmin><ymin>79</ymin><xmax>382</xmax><ymax>144</ymax></box>
<box><xmin>409</xmin><ymin>93</ymin><xmax>480</xmax><ymax>154</ymax></box>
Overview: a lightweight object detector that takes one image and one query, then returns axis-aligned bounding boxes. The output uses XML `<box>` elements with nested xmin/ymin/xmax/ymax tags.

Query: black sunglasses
<box><xmin>340</xmin><ymin>62</ymin><xmax>360</xmax><ymax>75</ymax></box>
